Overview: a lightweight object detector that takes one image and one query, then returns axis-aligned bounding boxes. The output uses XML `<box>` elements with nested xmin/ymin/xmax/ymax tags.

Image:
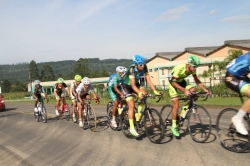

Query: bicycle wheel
<box><xmin>34</xmin><ymin>112</ymin><xmax>39</xmax><ymax>122</ymax></box>
<box><xmin>144</xmin><ymin>108</ymin><xmax>165</xmax><ymax>144</ymax></box>
<box><xmin>160</xmin><ymin>104</ymin><xmax>173</xmax><ymax>137</ymax></box>
<box><xmin>87</xmin><ymin>106</ymin><xmax>97</xmax><ymax>132</ymax></box>
<box><xmin>64</xmin><ymin>103</ymin><xmax>71</xmax><ymax>121</ymax></box>
<box><xmin>107</xmin><ymin>105</ymin><xmax>119</xmax><ymax>131</ymax></box>
<box><xmin>188</xmin><ymin>105</ymin><xmax>211</xmax><ymax>143</ymax></box>
<box><xmin>107</xmin><ymin>101</ymin><xmax>113</xmax><ymax>114</ymax></box>
<box><xmin>121</xmin><ymin>106</ymin><xmax>134</xmax><ymax>139</ymax></box>
<box><xmin>216</xmin><ymin>108</ymin><xmax>250</xmax><ymax>153</ymax></box>
<box><xmin>41</xmin><ymin>106</ymin><xmax>47</xmax><ymax>123</ymax></box>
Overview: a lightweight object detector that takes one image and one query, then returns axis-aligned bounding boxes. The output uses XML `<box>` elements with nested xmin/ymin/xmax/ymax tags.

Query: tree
<box><xmin>74</xmin><ymin>58</ymin><xmax>91</xmax><ymax>77</ymax></box>
<box><xmin>10</xmin><ymin>81</ymin><xmax>27</xmax><ymax>92</ymax></box>
<box><xmin>1</xmin><ymin>79</ymin><xmax>11</xmax><ymax>93</ymax></box>
<box><xmin>224</xmin><ymin>50</ymin><xmax>243</xmax><ymax>63</ymax></box>
<box><xmin>41</xmin><ymin>64</ymin><xmax>55</xmax><ymax>81</ymax></box>
<box><xmin>28</xmin><ymin>60</ymin><xmax>40</xmax><ymax>81</ymax></box>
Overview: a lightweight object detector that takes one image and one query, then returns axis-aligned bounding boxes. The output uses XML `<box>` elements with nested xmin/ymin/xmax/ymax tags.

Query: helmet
<box><xmin>57</xmin><ymin>77</ymin><xmax>64</xmax><ymax>83</ymax></box>
<box><xmin>74</xmin><ymin>75</ymin><xmax>82</xmax><ymax>82</ymax></box>
<box><xmin>122</xmin><ymin>67</ymin><xmax>127</xmax><ymax>72</ymax></box>
<box><xmin>82</xmin><ymin>77</ymin><xmax>90</xmax><ymax>85</ymax></box>
<box><xmin>188</xmin><ymin>55</ymin><xmax>200</xmax><ymax>67</ymax></box>
<box><xmin>34</xmin><ymin>80</ymin><xmax>40</xmax><ymax>85</ymax></box>
<box><xmin>133</xmin><ymin>54</ymin><xmax>145</xmax><ymax>65</ymax></box>
<box><xmin>116</xmin><ymin>66</ymin><xmax>124</xmax><ymax>73</ymax></box>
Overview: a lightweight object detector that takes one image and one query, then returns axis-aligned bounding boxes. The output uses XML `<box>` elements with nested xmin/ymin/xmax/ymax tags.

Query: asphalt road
<box><xmin>0</xmin><ymin>102</ymin><xmax>249</xmax><ymax>166</ymax></box>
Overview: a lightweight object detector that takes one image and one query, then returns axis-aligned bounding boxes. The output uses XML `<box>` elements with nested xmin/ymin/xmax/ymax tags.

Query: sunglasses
<box><xmin>138</xmin><ymin>64</ymin><xmax>145</xmax><ymax>67</ymax></box>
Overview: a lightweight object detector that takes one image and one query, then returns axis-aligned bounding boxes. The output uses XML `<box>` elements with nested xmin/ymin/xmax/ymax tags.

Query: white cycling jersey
<box><xmin>76</xmin><ymin>82</ymin><xmax>94</xmax><ymax>96</ymax></box>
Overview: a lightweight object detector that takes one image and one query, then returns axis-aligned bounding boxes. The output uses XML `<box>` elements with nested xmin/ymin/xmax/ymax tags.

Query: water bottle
<box><xmin>118</xmin><ymin>104</ymin><xmax>123</xmax><ymax>115</ymax></box>
<box><xmin>84</xmin><ymin>109</ymin><xmax>87</xmax><ymax>117</ymax></box>
<box><xmin>180</xmin><ymin>106</ymin><xmax>189</xmax><ymax>119</ymax></box>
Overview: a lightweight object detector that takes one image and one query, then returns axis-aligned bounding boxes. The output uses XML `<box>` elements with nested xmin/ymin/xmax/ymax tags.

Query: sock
<box><xmin>129</xmin><ymin>119</ymin><xmax>135</xmax><ymax>129</ymax></box>
<box><xmin>235</xmin><ymin>109</ymin><xmax>246</xmax><ymax>120</ymax></box>
<box><xmin>172</xmin><ymin>120</ymin><xmax>177</xmax><ymax>128</ymax></box>
<box><xmin>112</xmin><ymin>116</ymin><xmax>116</xmax><ymax>121</ymax></box>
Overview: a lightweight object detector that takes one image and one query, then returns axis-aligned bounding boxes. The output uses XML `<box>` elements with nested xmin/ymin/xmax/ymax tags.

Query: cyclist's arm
<box><xmin>145</xmin><ymin>74</ymin><xmax>156</xmax><ymax>91</ymax></box>
<box><xmin>54</xmin><ymin>89</ymin><xmax>59</xmax><ymax>98</ymax></box>
<box><xmin>114</xmin><ymin>84</ymin><xmax>123</xmax><ymax>96</ymax></box>
<box><xmin>193</xmin><ymin>75</ymin><xmax>211</xmax><ymax>94</ymax></box>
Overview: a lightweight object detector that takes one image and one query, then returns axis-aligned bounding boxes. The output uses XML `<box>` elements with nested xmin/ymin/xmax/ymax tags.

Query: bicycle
<box><xmin>216</xmin><ymin>94</ymin><xmax>250</xmax><ymax>153</ymax></box>
<box><xmin>107</xmin><ymin>97</ymin><xmax>129</xmax><ymax>131</ymax></box>
<box><xmin>34</xmin><ymin>98</ymin><xmax>49</xmax><ymax>123</ymax></box>
<box><xmin>56</xmin><ymin>95</ymin><xmax>71</xmax><ymax>121</ymax></box>
<box><xmin>121</xmin><ymin>94</ymin><xmax>165</xmax><ymax>144</ymax></box>
<box><xmin>160</xmin><ymin>92</ymin><xmax>211</xmax><ymax>143</ymax></box>
<box><xmin>79</xmin><ymin>98</ymin><xmax>97</xmax><ymax>131</ymax></box>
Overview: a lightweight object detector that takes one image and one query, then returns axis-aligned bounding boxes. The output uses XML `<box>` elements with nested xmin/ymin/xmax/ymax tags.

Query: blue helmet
<box><xmin>133</xmin><ymin>55</ymin><xmax>145</xmax><ymax>65</ymax></box>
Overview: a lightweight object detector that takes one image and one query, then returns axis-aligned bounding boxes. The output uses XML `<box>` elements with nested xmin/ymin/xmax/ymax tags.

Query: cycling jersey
<box><xmin>168</xmin><ymin>64</ymin><xmax>195</xmax><ymax>98</ymax></box>
<box><xmin>123</xmin><ymin>64</ymin><xmax>148</xmax><ymax>86</ymax></box>
<box><xmin>70</xmin><ymin>81</ymin><xmax>80</xmax><ymax>99</ymax></box>
<box><xmin>32</xmin><ymin>85</ymin><xmax>45</xmax><ymax>95</ymax></box>
<box><xmin>107</xmin><ymin>73</ymin><xmax>117</xmax><ymax>85</ymax></box>
<box><xmin>76</xmin><ymin>82</ymin><xmax>94</xmax><ymax>96</ymax></box>
<box><xmin>226</xmin><ymin>52</ymin><xmax>250</xmax><ymax>78</ymax></box>
<box><xmin>108</xmin><ymin>73</ymin><xmax>122</xmax><ymax>88</ymax></box>
<box><xmin>170</xmin><ymin>64</ymin><xmax>196</xmax><ymax>82</ymax></box>
<box><xmin>54</xmin><ymin>83</ymin><xmax>68</xmax><ymax>94</ymax></box>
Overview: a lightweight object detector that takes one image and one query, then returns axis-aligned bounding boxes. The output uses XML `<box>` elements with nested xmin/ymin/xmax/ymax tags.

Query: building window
<box><xmin>149</xmin><ymin>69</ymin><xmax>152</xmax><ymax>72</ymax></box>
<box><xmin>162</xmin><ymin>69</ymin><xmax>164</xmax><ymax>75</ymax></box>
<box><xmin>154</xmin><ymin>68</ymin><xmax>158</xmax><ymax>72</ymax></box>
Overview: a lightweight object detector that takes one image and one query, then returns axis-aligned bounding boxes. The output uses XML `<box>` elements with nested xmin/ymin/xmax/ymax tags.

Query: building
<box><xmin>146</xmin><ymin>39</ymin><xmax>250</xmax><ymax>89</ymax></box>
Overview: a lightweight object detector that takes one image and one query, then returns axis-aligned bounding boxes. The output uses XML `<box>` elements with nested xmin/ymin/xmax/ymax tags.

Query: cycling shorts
<box><xmin>55</xmin><ymin>89</ymin><xmax>67</xmax><ymax>101</ymax></box>
<box><xmin>225</xmin><ymin>71</ymin><xmax>250</xmax><ymax>95</ymax></box>
<box><xmin>76</xmin><ymin>92</ymin><xmax>90</xmax><ymax>103</ymax></box>
<box><xmin>168</xmin><ymin>80</ymin><xmax>193</xmax><ymax>99</ymax></box>
<box><xmin>108</xmin><ymin>86</ymin><xmax>119</xmax><ymax>101</ymax></box>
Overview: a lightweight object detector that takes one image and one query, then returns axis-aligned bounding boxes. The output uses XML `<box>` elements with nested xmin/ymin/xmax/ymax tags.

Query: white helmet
<box><xmin>122</xmin><ymin>67</ymin><xmax>127</xmax><ymax>72</ymax></box>
<box><xmin>116</xmin><ymin>66</ymin><xmax>125</xmax><ymax>73</ymax></box>
<box><xmin>82</xmin><ymin>77</ymin><xmax>90</xmax><ymax>85</ymax></box>
<box><xmin>34</xmin><ymin>80</ymin><xmax>40</xmax><ymax>85</ymax></box>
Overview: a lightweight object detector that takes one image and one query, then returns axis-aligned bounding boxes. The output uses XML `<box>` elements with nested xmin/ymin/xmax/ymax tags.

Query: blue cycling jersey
<box><xmin>107</xmin><ymin>73</ymin><xmax>117</xmax><ymax>83</ymax></box>
<box><xmin>227</xmin><ymin>52</ymin><xmax>250</xmax><ymax>78</ymax></box>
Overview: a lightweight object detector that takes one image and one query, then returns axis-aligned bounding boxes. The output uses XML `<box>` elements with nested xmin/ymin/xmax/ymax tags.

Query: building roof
<box><xmin>224</xmin><ymin>39</ymin><xmax>250</xmax><ymax>49</ymax></box>
<box><xmin>146</xmin><ymin>52</ymin><xmax>182</xmax><ymax>63</ymax></box>
<box><xmin>185</xmin><ymin>46</ymin><xmax>221</xmax><ymax>56</ymax></box>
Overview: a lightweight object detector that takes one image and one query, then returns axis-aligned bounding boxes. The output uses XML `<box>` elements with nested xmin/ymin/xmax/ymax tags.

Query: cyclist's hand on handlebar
<box><xmin>138</xmin><ymin>92</ymin><xmax>144</xmax><ymax>99</ymax></box>
<box><xmin>95</xmin><ymin>98</ymin><xmax>100</xmax><ymax>104</ymax></box>
<box><xmin>153</xmin><ymin>90</ymin><xmax>161</xmax><ymax>95</ymax></box>
<box><xmin>184</xmin><ymin>89</ymin><xmax>191</xmax><ymax>96</ymax></box>
<box><xmin>204</xmin><ymin>89</ymin><xmax>212</xmax><ymax>96</ymax></box>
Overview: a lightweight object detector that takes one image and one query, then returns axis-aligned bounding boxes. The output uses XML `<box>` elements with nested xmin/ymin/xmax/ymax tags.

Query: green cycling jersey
<box><xmin>171</xmin><ymin>64</ymin><xmax>196</xmax><ymax>82</ymax></box>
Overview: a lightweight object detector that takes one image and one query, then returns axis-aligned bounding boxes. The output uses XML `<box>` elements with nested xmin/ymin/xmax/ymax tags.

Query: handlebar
<box><xmin>136</xmin><ymin>93</ymin><xmax>163</xmax><ymax>104</ymax></box>
<box><xmin>179</xmin><ymin>91</ymin><xmax>208</xmax><ymax>101</ymax></box>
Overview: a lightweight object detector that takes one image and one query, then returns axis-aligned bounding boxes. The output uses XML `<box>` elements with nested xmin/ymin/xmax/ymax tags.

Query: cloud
<box><xmin>221</xmin><ymin>15</ymin><xmax>250</xmax><ymax>27</ymax></box>
<box><xmin>156</xmin><ymin>4</ymin><xmax>194</xmax><ymax>21</ymax></box>
<box><xmin>209</xmin><ymin>9</ymin><xmax>217</xmax><ymax>15</ymax></box>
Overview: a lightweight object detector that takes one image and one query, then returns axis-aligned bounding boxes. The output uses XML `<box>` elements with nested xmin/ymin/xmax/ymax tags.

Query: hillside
<box><xmin>0</xmin><ymin>58</ymin><xmax>132</xmax><ymax>82</ymax></box>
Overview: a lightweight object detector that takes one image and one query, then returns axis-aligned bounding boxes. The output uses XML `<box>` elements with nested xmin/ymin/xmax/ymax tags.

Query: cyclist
<box><xmin>225</xmin><ymin>51</ymin><xmax>250</xmax><ymax>135</ymax></box>
<box><xmin>167</xmin><ymin>55</ymin><xmax>211</xmax><ymax>137</ymax></box>
<box><xmin>108</xmin><ymin>66</ymin><xmax>127</xmax><ymax>128</ymax></box>
<box><xmin>32</xmin><ymin>80</ymin><xmax>48</xmax><ymax>114</ymax></box>
<box><xmin>121</xmin><ymin>54</ymin><xmax>161</xmax><ymax>137</ymax></box>
<box><xmin>54</xmin><ymin>77</ymin><xmax>70</xmax><ymax>116</ymax></box>
<box><xmin>70</xmin><ymin>75</ymin><xmax>82</xmax><ymax>123</ymax></box>
<box><xmin>76</xmin><ymin>77</ymin><xmax>100</xmax><ymax>128</ymax></box>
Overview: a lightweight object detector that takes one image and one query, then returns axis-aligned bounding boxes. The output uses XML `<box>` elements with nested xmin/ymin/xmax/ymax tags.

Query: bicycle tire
<box><xmin>187</xmin><ymin>105</ymin><xmax>211</xmax><ymax>143</ymax></box>
<box><xmin>87</xmin><ymin>106</ymin><xmax>97</xmax><ymax>132</ymax></box>
<box><xmin>216</xmin><ymin>108</ymin><xmax>250</xmax><ymax>153</ymax></box>
<box><xmin>121</xmin><ymin>106</ymin><xmax>135</xmax><ymax>139</ymax></box>
<box><xmin>34</xmin><ymin>112</ymin><xmax>39</xmax><ymax>122</ymax></box>
<box><xmin>160</xmin><ymin>104</ymin><xmax>173</xmax><ymax>137</ymax></box>
<box><xmin>107</xmin><ymin>101</ymin><xmax>113</xmax><ymax>114</ymax></box>
<box><xmin>42</xmin><ymin>106</ymin><xmax>47</xmax><ymax>123</ymax></box>
<box><xmin>144</xmin><ymin>108</ymin><xmax>165</xmax><ymax>144</ymax></box>
<box><xmin>65</xmin><ymin>103</ymin><xmax>71</xmax><ymax>121</ymax></box>
<box><xmin>107</xmin><ymin>105</ymin><xmax>119</xmax><ymax>131</ymax></box>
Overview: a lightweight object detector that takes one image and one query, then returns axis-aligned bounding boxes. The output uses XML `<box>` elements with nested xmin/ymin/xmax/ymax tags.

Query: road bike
<box><xmin>34</xmin><ymin>98</ymin><xmax>49</xmax><ymax>123</ymax></box>
<box><xmin>216</xmin><ymin>94</ymin><xmax>250</xmax><ymax>153</ymax></box>
<box><xmin>56</xmin><ymin>95</ymin><xmax>71</xmax><ymax>121</ymax></box>
<box><xmin>79</xmin><ymin>98</ymin><xmax>97</xmax><ymax>131</ymax></box>
<box><xmin>121</xmin><ymin>94</ymin><xmax>165</xmax><ymax>144</ymax></box>
<box><xmin>160</xmin><ymin>92</ymin><xmax>211</xmax><ymax>143</ymax></box>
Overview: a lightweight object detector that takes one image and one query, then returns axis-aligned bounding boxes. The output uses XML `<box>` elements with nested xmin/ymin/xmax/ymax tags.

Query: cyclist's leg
<box><xmin>72</xmin><ymin>99</ymin><xmax>77</xmax><ymax>122</ymax></box>
<box><xmin>55</xmin><ymin>92</ymin><xmax>61</xmax><ymax>115</ymax></box>
<box><xmin>136</xmin><ymin>86</ymin><xmax>146</xmax><ymax>121</ymax></box>
<box><xmin>34</xmin><ymin>95</ymin><xmax>39</xmax><ymax>113</ymax></box>
<box><xmin>225</xmin><ymin>72</ymin><xmax>249</xmax><ymax>135</ymax></box>
<box><xmin>76</xmin><ymin>93</ymin><xmax>84</xmax><ymax>127</ymax></box>
<box><xmin>168</xmin><ymin>81</ymin><xmax>180</xmax><ymax>137</ymax></box>
<box><xmin>108</xmin><ymin>87</ymin><xmax>118</xmax><ymax>127</ymax></box>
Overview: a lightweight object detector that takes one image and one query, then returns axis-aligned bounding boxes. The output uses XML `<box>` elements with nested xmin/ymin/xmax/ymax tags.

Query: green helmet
<box><xmin>74</xmin><ymin>75</ymin><xmax>82</xmax><ymax>82</ymax></box>
<box><xmin>57</xmin><ymin>77</ymin><xmax>64</xmax><ymax>83</ymax></box>
<box><xmin>188</xmin><ymin>55</ymin><xmax>200</xmax><ymax>68</ymax></box>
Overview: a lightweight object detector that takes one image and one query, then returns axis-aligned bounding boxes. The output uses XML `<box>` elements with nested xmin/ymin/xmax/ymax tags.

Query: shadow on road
<box><xmin>96</xmin><ymin>116</ymin><xmax>109</xmax><ymax>132</ymax></box>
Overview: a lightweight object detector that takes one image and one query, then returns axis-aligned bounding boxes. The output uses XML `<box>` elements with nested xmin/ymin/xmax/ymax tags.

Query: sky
<box><xmin>0</xmin><ymin>0</ymin><xmax>250</xmax><ymax>65</ymax></box>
